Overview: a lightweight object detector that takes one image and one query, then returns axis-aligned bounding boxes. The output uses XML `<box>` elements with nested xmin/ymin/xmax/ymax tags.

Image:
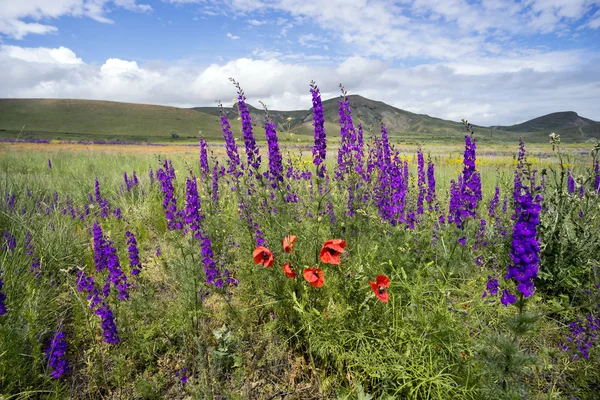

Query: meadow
<box><xmin>1</xmin><ymin>82</ymin><xmax>599</xmax><ymax>399</ymax></box>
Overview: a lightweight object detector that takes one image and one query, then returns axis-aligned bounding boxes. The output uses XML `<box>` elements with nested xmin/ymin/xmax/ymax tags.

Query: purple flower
<box><xmin>47</xmin><ymin>159</ymin><xmax>52</xmax><ymax>169</ymax></box>
<box><xmin>156</xmin><ymin>159</ymin><xmax>182</xmax><ymax>230</ymax></box>
<box><xmin>219</xmin><ymin>106</ymin><xmax>242</xmax><ymax>178</ymax></box>
<box><xmin>232</xmin><ymin>79</ymin><xmax>261</xmax><ymax>172</ymax></box>
<box><xmin>567</xmin><ymin>168</ymin><xmax>575</xmax><ymax>193</ymax></box>
<box><xmin>336</xmin><ymin>84</ymin><xmax>356</xmax><ymax>180</ymax></box>
<box><xmin>504</xmin><ymin>141</ymin><xmax>542</xmax><ymax>299</ymax></box>
<box><xmin>176</xmin><ymin>367</ymin><xmax>189</xmax><ymax>384</ymax></box>
<box><xmin>76</xmin><ymin>270</ymin><xmax>102</xmax><ymax>309</ymax></box>
<box><xmin>184</xmin><ymin>175</ymin><xmax>204</xmax><ymax>238</ymax></box>
<box><xmin>501</xmin><ymin>289</ymin><xmax>516</xmax><ymax>306</ymax></box>
<box><xmin>416</xmin><ymin>150</ymin><xmax>426</xmax><ymax>215</ymax></box>
<box><xmin>2</xmin><ymin>230</ymin><xmax>16</xmax><ymax>252</ymax></box>
<box><xmin>92</xmin><ymin>222</ymin><xmax>129</xmax><ymax>300</ymax></box>
<box><xmin>489</xmin><ymin>185</ymin><xmax>500</xmax><ymax>218</ymax></box>
<box><xmin>199</xmin><ymin>136</ymin><xmax>209</xmax><ymax>179</ymax></box>
<box><xmin>0</xmin><ymin>275</ymin><xmax>6</xmax><ymax>316</ymax></box>
<box><xmin>310</xmin><ymin>81</ymin><xmax>327</xmax><ymax>178</ymax></box>
<box><xmin>263</xmin><ymin>116</ymin><xmax>283</xmax><ymax>188</ymax></box>
<box><xmin>95</xmin><ymin>303</ymin><xmax>120</xmax><ymax>344</ymax></box>
<box><xmin>458</xmin><ymin>236</ymin><xmax>466</xmax><ymax>246</ymax></box>
<box><xmin>200</xmin><ymin>231</ymin><xmax>222</xmax><ymax>288</ymax></box>
<box><xmin>126</xmin><ymin>231</ymin><xmax>142</xmax><ymax>276</ymax></box>
<box><xmin>561</xmin><ymin>314</ymin><xmax>600</xmax><ymax>360</ymax></box>
<box><xmin>426</xmin><ymin>159</ymin><xmax>437</xmax><ymax>211</ymax></box>
<box><xmin>449</xmin><ymin>134</ymin><xmax>482</xmax><ymax>228</ymax></box>
<box><xmin>482</xmin><ymin>276</ymin><xmax>499</xmax><ymax>298</ymax></box>
<box><xmin>94</xmin><ymin>178</ymin><xmax>110</xmax><ymax>218</ymax></box>
<box><xmin>46</xmin><ymin>331</ymin><xmax>70</xmax><ymax>379</ymax></box>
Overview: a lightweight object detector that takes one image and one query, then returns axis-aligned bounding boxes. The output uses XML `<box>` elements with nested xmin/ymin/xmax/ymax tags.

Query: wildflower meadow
<box><xmin>1</xmin><ymin>80</ymin><xmax>600</xmax><ymax>399</ymax></box>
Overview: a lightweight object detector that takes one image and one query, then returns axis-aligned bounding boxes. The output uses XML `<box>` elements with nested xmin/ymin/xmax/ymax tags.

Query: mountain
<box><xmin>0</xmin><ymin>97</ymin><xmax>597</xmax><ymax>143</ymax></box>
<box><xmin>193</xmin><ymin>95</ymin><xmax>496</xmax><ymax>141</ymax></box>
<box><xmin>500</xmin><ymin>111</ymin><xmax>598</xmax><ymax>133</ymax></box>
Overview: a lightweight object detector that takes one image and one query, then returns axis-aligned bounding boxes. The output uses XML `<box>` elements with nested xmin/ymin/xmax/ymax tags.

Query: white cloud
<box><xmin>247</xmin><ymin>19</ymin><xmax>265</xmax><ymax>26</ymax></box>
<box><xmin>1</xmin><ymin>44</ymin><xmax>599</xmax><ymax>126</ymax></box>
<box><xmin>226</xmin><ymin>32</ymin><xmax>240</xmax><ymax>40</ymax></box>
<box><xmin>0</xmin><ymin>0</ymin><xmax>152</xmax><ymax>39</ymax></box>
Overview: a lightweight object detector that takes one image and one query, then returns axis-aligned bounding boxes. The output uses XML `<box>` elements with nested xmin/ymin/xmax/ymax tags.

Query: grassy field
<box><xmin>1</xmin><ymin>98</ymin><xmax>600</xmax><ymax>399</ymax></box>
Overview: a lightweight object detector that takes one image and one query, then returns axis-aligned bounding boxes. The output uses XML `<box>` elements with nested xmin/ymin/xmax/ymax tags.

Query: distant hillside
<box><xmin>0</xmin><ymin>97</ymin><xmax>597</xmax><ymax>144</ymax></box>
<box><xmin>0</xmin><ymin>99</ymin><xmax>239</xmax><ymax>142</ymax></box>
<box><xmin>194</xmin><ymin>95</ymin><xmax>496</xmax><ymax>140</ymax></box>
<box><xmin>500</xmin><ymin>111</ymin><xmax>597</xmax><ymax>133</ymax></box>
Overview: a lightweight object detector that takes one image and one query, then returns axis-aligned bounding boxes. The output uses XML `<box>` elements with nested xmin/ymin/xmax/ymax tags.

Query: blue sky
<box><xmin>1</xmin><ymin>0</ymin><xmax>599</xmax><ymax>125</ymax></box>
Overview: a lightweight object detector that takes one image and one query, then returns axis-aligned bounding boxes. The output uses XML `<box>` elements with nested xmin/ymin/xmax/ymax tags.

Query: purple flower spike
<box><xmin>46</xmin><ymin>331</ymin><xmax>70</xmax><ymax>379</ymax></box>
<box><xmin>310</xmin><ymin>81</ymin><xmax>327</xmax><ymax>178</ymax></box>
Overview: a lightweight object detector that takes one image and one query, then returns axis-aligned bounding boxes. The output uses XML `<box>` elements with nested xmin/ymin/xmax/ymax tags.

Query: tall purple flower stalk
<box><xmin>200</xmin><ymin>231</ymin><xmax>223</xmax><ymax>288</ymax></box>
<box><xmin>156</xmin><ymin>159</ymin><xmax>182</xmax><ymax>230</ymax></box>
<box><xmin>503</xmin><ymin>141</ymin><xmax>543</xmax><ymax>302</ymax></box>
<box><xmin>123</xmin><ymin>171</ymin><xmax>139</xmax><ymax>191</ymax></box>
<box><xmin>92</xmin><ymin>222</ymin><xmax>129</xmax><ymax>300</ymax></box>
<box><xmin>219</xmin><ymin>105</ymin><xmax>242</xmax><ymax>178</ymax></box>
<box><xmin>426</xmin><ymin>159</ymin><xmax>437</xmax><ymax>211</ymax></box>
<box><xmin>336</xmin><ymin>85</ymin><xmax>356</xmax><ymax>180</ymax></box>
<box><xmin>0</xmin><ymin>274</ymin><xmax>6</xmax><ymax>315</ymax></box>
<box><xmin>95</xmin><ymin>303</ymin><xmax>120</xmax><ymax>344</ymax></box>
<box><xmin>264</xmin><ymin>116</ymin><xmax>283</xmax><ymax>188</ymax></box>
<box><xmin>76</xmin><ymin>270</ymin><xmax>102</xmax><ymax>309</ymax></box>
<box><xmin>46</xmin><ymin>331</ymin><xmax>70</xmax><ymax>379</ymax></box>
<box><xmin>47</xmin><ymin>159</ymin><xmax>52</xmax><ymax>169</ymax></box>
<box><xmin>567</xmin><ymin>168</ymin><xmax>575</xmax><ymax>193</ymax></box>
<box><xmin>199</xmin><ymin>136</ymin><xmax>209</xmax><ymax>179</ymax></box>
<box><xmin>449</xmin><ymin>134</ymin><xmax>481</xmax><ymax>228</ymax></box>
<box><xmin>94</xmin><ymin>178</ymin><xmax>110</xmax><ymax>218</ymax></box>
<box><xmin>417</xmin><ymin>150</ymin><xmax>426</xmax><ymax>215</ymax></box>
<box><xmin>310</xmin><ymin>81</ymin><xmax>327</xmax><ymax>178</ymax></box>
<box><xmin>184</xmin><ymin>175</ymin><xmax>204</xmax><ymax>239</ymax></box>
<box><xmin>489</xmin><ymin>185</ymin><xmax>500</xmax><ymax>218</ymax></box>
<box><xmin>232</xmin><ymin>79</ymin><xmax>261</xmax><ymax>172</ymax></box>
<box><xmin>126</xmin><ymin>231</ymin><xmax>142</xmax><ymax>276</ymax></box>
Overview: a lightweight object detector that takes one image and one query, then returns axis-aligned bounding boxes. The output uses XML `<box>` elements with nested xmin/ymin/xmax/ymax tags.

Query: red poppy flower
<box><xmin>283</xmin><ymin>263</ymin><xmax>296</xmax><ymax>279</ymax></box>
<box><xmin>282</xmin><ymin>235</ymin><xmax>296</xmax><ymax>253</ymax></box>
<box><xmin>369</xmin><ymin>274</ymin><xmax>390</xmax><ymax>303</ymax></box>
<box><xmin>253</xmin><ymin>246</ymin><xmax>274</xmax><ymax>268</ymax></box>
<box><xmin>303</xmin><ymin>267</ymin><xmax>324</xmax><ymax>288</ymax></box>
<box><xmin>319</xmin><ymin>239</ymin><xmax>346</xmax><ymax>265</ymax></box>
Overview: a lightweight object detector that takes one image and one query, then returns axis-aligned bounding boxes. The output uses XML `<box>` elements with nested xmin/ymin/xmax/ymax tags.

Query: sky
<box><xmin>0</xmin><ymin>0</ymin><xmax>599</xmax><ymax>126</ymax></box>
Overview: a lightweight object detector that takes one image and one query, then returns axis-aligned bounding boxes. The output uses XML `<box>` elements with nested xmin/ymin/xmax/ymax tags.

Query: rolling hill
<box><xmin>0</xmin><ymin>98</ymin><xmax>240</xmax><ymax>143</ymax></box>
<box><xmin>0</xmin><ymin>97</ymin><xmax>597</xmax><ymax>144</ymax></box>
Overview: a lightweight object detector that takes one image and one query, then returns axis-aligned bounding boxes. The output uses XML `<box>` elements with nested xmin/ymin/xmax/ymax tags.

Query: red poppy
<box><xmin>369</xmin><ymin>274</ymin><xmax>390</xmax><ymax>303</ymax></box>
<box><xmin>303</xmin><ymin>267</ymin><xmax>324</xmax><ymax>288</ymax></box>
<box><xmin>319</xmin><ymin>239</ymin><xmax>346</xmax><ymax>265</ymax></box>
<box><xmin>253</xmin><ymin>246</ymin><xmax>274</xmax><ymax>268</ymax></box>
<box><xmin>282</xmin><ymin>235</ymin><xmax>296</xmax><ymax>253</ymax></box>
<box><xmin>283</xmin><ymin>263</ymin><xmax>296</xmax><ymax>279</ymax></box>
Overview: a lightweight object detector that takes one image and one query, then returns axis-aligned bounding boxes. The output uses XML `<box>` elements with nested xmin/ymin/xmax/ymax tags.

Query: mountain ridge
<box><xmin>0</xmin><ymin>97</ymin><xmax>598</xmax><ymax>143</ymax></box>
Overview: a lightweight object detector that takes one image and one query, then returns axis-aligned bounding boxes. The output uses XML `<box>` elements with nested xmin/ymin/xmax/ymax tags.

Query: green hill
<box><xmin>0</xmin><ymin>98</ymin><xmax>239</xmax><ymax>143</ymax></box>
<box><xmin>0</xmin><ymin>97</ymin><xmax>597</xmax><ymax>144</ymax></box>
